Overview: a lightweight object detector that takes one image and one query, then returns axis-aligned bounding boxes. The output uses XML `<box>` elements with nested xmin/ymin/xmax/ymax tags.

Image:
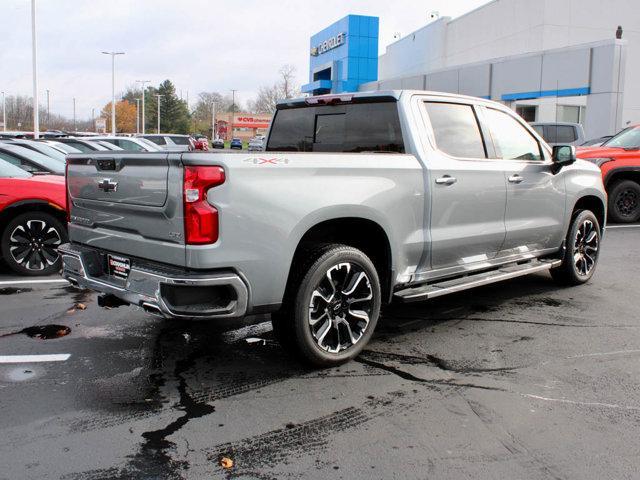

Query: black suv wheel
<box><xmin>551</xmin><ymin>210</ymin><xmax>601</xmax><ymax>285</ymax></box>
<box><xmin>608</xmin><ymin>179</ymin><xmax>640</xmax><ymax>223</ymax></box>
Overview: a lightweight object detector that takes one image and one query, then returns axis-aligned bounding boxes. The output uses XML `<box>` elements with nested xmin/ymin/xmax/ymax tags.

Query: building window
<box><xmin>556</xmin><ymin>105</ymin><xmax>585</xmax><ymax>124</ymax></box>
<box><xmin>516</xmin><ymin>105</ymin><xmax>537</xmax><ymax>122</ymax></box>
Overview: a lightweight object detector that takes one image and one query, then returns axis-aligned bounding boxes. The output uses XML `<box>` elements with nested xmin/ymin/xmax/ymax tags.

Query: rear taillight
<box><xmin>183</xmin><ymin>166</ymin><xmax>225</xmax><ymax>244</ymax></box>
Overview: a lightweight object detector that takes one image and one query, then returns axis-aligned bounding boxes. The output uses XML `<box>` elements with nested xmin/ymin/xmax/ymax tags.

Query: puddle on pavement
<box><xmin>6</xmin><ymin>367</ymin><xmax>39</xmax><ymax>382</ymax></box>
<box><xmin>0</xmin><ymin>324</ymin><xmax>71</xmax><ymax>340</ymax></box>
<box><xmin>0</xmin><ymin>287</ymin><xmax>32</xmax><ymax>295</ymax></box>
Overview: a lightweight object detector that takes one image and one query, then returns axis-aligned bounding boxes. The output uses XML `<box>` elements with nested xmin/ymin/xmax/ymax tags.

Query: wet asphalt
<box><xmin>0</xmin><ymin>225</ymin><xmax>639</xmax><ymax>479</ymax></box>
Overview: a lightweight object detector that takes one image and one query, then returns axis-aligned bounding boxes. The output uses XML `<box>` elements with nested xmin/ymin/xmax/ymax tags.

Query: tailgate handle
<box><xmin>96</xmin><ymin>158</ymin><xmax>118</xmax><ymax>171</ymax></box>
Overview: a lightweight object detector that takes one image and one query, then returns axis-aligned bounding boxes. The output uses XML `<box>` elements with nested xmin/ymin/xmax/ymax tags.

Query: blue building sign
<box><xmin>301</xmin><ymin>15</ymin><xmax>379</xmax><ymax>96</ymax></box>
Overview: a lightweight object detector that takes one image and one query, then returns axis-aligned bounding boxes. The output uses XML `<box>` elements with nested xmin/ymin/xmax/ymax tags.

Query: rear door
<box><xmin>481</xmin><ymin>107</ymin><xmax>565</xmax><ymax>256</ymax></box>
<box><xmin>66</xmin><ymin>153</ymin><xmax>186</xmax><ymax>265</ymax></box>
<box><xmin>419</xmin><ymin>100</ymin><xmax>507</xmax><ymax>273</ymax></box>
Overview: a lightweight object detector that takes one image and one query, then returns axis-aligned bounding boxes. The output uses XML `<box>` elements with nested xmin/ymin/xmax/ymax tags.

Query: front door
<box><xmin>481</xmin><ymin>107</ymin><xmax>566</xmax><ymax>256</ymax></box>
<box><xmin>419</xmin><ymin>101</ymin><xmax>508</xmax><ymax>274</ymax></box>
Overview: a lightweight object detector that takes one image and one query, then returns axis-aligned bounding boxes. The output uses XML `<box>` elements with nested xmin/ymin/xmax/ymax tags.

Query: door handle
<box><xmin>435</xmin><ymin>175</ymin><xmax>457</xmax><ymax>185</ymax></box>
<box><xmin>508</xmin><ymin>174</ymin><xmax>524</xmax><ymax>184</ymax></box>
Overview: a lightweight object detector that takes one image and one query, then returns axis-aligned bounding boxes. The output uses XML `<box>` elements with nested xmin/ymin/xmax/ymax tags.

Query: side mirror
<box><xmin>551</xmin><ymin>145</ymin><xmax>576</xmax><ymax>172</ymax></box>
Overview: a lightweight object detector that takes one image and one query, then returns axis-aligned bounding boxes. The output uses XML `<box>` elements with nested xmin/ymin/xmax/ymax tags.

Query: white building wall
<box><xmin>376</xmin><ymin>0</ymin><xmax>640</xmax><ymax>128</ymax></box>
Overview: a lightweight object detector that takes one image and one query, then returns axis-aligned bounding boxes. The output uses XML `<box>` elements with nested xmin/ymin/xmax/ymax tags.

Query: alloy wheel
<box><xmin>8</xmin><ymin>219</ymin><xmax>62</xmax><ymax>271</ymax></box>
<box><xmin>615</xmin><ymin>188</ymin><xmax>638</xmax><ymax>218</ymax></box>
<box><xmin>573</xmin><ymin>219</ymin><xmax>599</xmax><ymax>276</ymax></box>
<box><xmin>308</xmin><ymin>262</ymin><xmax>374</xmax><ymax>354</ymax></box>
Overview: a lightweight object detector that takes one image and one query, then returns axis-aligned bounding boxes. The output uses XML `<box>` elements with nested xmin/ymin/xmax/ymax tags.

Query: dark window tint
<box><xmin>143</xmin><ymin>136</ymin><xmax>166</xmax><ymax>145</ymax></box>
<box><xmin>544</xmin><ymin>125</ymin><xmax>577</xmax><ymax>143</ymax></box>
<box><xmin>64</xmin><ymin>141</ymin><xmax>94</xmax><ymax>153</ymax></box>
<box><xmin>0</xmin><ymin>159</ymin><xmax>31</xmax><ymax>177</ymax></box>
<box><xmin>169</xmin><ymin>136</ymin><xmax>190</xmax><ymax>145</ymax></box>
<box><xmin>425</xmin><ymin>102</ymin><xmax>486</xmax><ymax>158</ymax></box>
<box><xmin>266</xmin><ymin>101</ymin><xmax>404</xmax><ymax>153</ymax></box>
<box><xmin>485</xmin><ymin>108</ymin><xmax>542</xmax><ymax>161</ymax></box>
<box><xmin>0</xmin><ymin>151</ymin><xmax>40</xmax><ymax>173</ymax></box>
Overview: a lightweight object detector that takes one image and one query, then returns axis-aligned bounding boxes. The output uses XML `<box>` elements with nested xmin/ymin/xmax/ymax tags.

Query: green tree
<box><xmin>145</xmin><ymin>80</ymin><xmax>190</xmax><ymax>134</ymax></box>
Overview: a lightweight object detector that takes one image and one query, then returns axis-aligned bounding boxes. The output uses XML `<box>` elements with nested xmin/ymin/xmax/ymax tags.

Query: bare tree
<box><xmin>248</xmin><ymin>65</ymin><xmax>300</xmax><ymax>113</ymax></box>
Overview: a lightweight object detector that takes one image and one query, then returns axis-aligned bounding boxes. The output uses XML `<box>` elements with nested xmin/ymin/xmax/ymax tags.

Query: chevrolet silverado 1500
<box><xmin>60</xmin><ymin>91</ymin><xmax>606</xmax><ymax>366</ymax></box>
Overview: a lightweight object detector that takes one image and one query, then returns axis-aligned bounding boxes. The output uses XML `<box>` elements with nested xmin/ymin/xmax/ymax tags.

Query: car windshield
<box><xmin>603</xmin><ymin>127</ymin><xmax>640</xmax><ymax>148</ymax></box>
<box><xmin>0</xmin><ymin>159</ymin><xmax>32</xmax><ymax>178</ymax></box>
<box><xmin>48</xmin><ymin>142</ymin><xmax>82</xmax><ymax>154</ymax></box>
<box><xmin>136</xmin><ymin>138</ymin><xmax>162</xmax><ymax>150</ymax></box>
<box><xmin>0</xmin><ymin>144</ymin><xmax>65</xmax><ymax>173</ymax></box>
<box><xmin>15</xmin><ymin>141</ymin><xmax>67</xmax><ymax>162</ymax></box>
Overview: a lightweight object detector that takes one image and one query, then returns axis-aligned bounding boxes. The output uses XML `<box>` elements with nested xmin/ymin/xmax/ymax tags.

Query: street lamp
<box><xmin>31</xmin><ymin>0</ymin><xmax>40</xmax><ymax>138</ymax></box>
<box><xmin>1</xmin><ymin>91</ymin><xmax>5</xmax><ymax>132</ymax></box>
<box><xmin>101</xmin><ymin>51</ymin><xmax>125</xmax><ymax>135</ymax></box>
<box><xmin>155</xmin><ymin>94</ymin><xmax>164</xmax><ymax>134</ymax></box>
<box><xmin>46</xmin><ymin>89</ymin><xmax>49</xmax><ymax>128</ymax></box>
<box><xmin>230</xmin><ymin>89</ymin><xmax>237</xmax><ymax>140</ymax></box>
<box><xmin>135</xmin><ymin>98</ymin><xmax>141</xmax><ymax>134</ymax></box>
<box><xmin>73</xmin><ymin>97</ymin><xmax>76</xmax><ymax>131</ymax></box>
<box><xmin>136</xmin><ymin>80</ymin><xmax>150</xmax><ymax>134</ymax></box>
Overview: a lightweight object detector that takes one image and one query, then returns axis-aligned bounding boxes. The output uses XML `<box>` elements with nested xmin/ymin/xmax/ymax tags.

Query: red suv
<box><xmin>0</xmin><ymin>160</ymin><xmax>67</xmax><ymax>275</ymax></box>
<box><xmin>577</xmin><ymin>126</ymin><xmax>640</xmax><ymax>223</ymax></box>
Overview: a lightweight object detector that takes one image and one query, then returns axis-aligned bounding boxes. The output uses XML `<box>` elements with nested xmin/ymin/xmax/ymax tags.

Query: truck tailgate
<box><xmin>66</xmin><ymin>153</ymin><xmax>186</xmax><ymax>266</ymax></box>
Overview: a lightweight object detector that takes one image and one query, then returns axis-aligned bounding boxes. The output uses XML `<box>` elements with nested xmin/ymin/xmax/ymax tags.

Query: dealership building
<box><xmin>307</xmin><ymin>0</ymin><xmax>639</xmax><ymax>140</ymax></box>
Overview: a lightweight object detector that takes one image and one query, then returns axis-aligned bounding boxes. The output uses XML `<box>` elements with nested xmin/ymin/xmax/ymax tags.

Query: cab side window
<box><xmin>425</xmin><ymin>102</ymin><xmax>487</xmax><ymax>159</ymax></box>
<box><xmin>485</xmin><ymin>108</ymin><xmax>542</xmax><ymax>161</ymax></box>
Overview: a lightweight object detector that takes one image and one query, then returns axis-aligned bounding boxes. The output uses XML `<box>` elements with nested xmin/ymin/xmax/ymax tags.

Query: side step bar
<box><xmin>394</xmin><ymin>258</ymin><xmax>562</xmax><ymax>302</ymax></box>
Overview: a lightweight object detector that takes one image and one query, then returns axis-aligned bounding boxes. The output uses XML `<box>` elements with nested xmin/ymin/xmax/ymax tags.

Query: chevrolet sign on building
<box><xmin>311</xmin><ymin>32</ymin><xmax>346</xmax><ymax>56</ymax></box>
<box><xmin>302</xmin><ymin>14</ymin><xmax>379</xmax><ymax>96</ymax></box>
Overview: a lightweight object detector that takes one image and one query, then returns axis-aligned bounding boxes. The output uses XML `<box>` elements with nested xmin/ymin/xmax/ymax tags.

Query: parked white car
<box><xmin>138</xmin><ymin>134</ymin><xmax>194</xmax><ymax>152</ymax></box>
<box><xmin>90</xmin><ymin>136</ymin><xmax>161</xmax><ymax>152</ymax></box>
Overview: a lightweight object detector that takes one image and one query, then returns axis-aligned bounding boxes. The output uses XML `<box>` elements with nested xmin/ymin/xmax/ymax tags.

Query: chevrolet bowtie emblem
<box><xmin>97</xmin><ymin>178</ymin><xmax>118</xmax><ymax>193</ymax></box>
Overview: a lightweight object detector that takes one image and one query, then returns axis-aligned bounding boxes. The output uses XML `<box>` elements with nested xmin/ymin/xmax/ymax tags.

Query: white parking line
<box><xmin>0</xmin><ymin>279</ymin><xmax>69</xmax><ymax>286</ymax></box>
<box><xmin>0</xmin><ymin>354</ymin><xmax>71</xmax><ymax>363</ymax></box>
<box><xmin>606</xmin><ymin>224</ymin><xmax>640</xmax><ymax>229</ymax></box>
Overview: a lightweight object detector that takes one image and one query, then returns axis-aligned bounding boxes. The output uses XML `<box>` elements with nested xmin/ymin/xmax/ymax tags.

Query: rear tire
<box><xmin>608</xmin><ymin>179</ymin><xmax>640</xmax><ymax>223</ymax></box>
<box><xmin>273</xmin><ymin>243</ymin><xmax>381</xmax><ymax>367</ymax></box>
<box><xmin>1</xmin><ymin>212</ymin><xmax>67</xmax><ymax>276</ymax></box>
<box><xmin>551</xmin><ymin>210</ymin><xmax>601</xmax><ymax>285</ymax></box>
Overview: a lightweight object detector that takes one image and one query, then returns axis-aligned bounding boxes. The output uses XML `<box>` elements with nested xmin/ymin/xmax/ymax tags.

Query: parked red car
<box><xmin>577</xmin><ymin>125</ymin><xmax>640</xmax><ymax>223</ymax></box>
<box><xmin>0</xmin><ymin>160</ymin><xmax>67</xmax><ymax>275</ymax></box>
<box><xmin>192</xmin><ymin>135</ymin><xmax>209</xmax><ymax>151</ymax></box>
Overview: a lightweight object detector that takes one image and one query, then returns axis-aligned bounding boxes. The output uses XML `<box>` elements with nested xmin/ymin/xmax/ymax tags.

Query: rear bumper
<box><xmin>59</xmin><ymin>243</ymin><xmax>249</xmax><ymax>320</ymax></box>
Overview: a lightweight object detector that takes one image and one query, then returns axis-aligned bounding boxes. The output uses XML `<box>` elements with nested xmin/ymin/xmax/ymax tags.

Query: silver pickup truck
<box><xmin>60</xmin><ymin>90</ymin><xmax>606</xmax><ymax>366</ymax></box>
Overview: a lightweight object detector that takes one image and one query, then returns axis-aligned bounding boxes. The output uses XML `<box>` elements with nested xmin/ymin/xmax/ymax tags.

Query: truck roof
<box><xmin>278</xmin><ymin>89</ymin><xmax>503</xmax><ymax>109</ymax></box>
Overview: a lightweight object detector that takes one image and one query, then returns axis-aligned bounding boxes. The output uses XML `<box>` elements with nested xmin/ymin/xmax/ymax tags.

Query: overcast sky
<box><xmin>1</xmin><ymin>0</ymin><xmax>487</xmax><ymax>119</ymax></box>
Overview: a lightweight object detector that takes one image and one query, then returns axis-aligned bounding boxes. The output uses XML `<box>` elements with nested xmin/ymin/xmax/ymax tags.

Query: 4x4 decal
<box><xmin>243</xmin><ymin>157</ymin><xmax>289</xmax><ymax>165</ymax></box>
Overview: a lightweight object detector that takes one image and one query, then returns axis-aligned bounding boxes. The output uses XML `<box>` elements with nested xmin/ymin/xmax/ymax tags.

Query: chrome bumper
<box><xmin>59</xmin><ymin>243</ymin><xmax>249</xmax><ymax>320</ymax></box>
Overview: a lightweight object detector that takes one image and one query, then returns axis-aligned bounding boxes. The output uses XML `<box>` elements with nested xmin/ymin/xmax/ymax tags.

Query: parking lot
<box><xmin>0</xmin><ymin>223</ymin><xmax>636</xmax><ymax>479</ymax></box>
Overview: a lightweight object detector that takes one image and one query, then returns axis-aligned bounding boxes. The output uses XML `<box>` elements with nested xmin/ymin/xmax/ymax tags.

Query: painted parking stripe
<box><xmin>606</xmin><ymin>224</ymin><xmax>640</xmax><ymax>229</ymax></box>
<box><xmin>0</xmin><ymin>279</ymin><xmax>69</xmax><ymax>286</ymax></box>
<box><xmin>0</xmin><ymin>354</ymin><xmax>71</xmax><ymax>363</ymax></box>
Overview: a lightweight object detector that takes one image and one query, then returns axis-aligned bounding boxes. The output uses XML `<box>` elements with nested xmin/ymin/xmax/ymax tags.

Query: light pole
<box><xmin>1</xmin><ymin>91</ymin><xmax>5</xmax><ymax>132</ymax></box>
<box><xmin>102</xmin><ymin>51</ymin><xmax>125</xmax><ymax>135</ymax></box>
<box><xmin>155</xmin><ymin>94</ymin><xmax>164</xmax><ymax>134</ymax></box>
<box><xmin>73</xmin><ymin>97</ymin><xmax>76</xmax><ymax>131</ymax></box>
<box><xmin>31</xmin><ymin>0</ymin><xmax>40</xmax><ymax>138</ymax></box>
<box><xmin>211</xmin><ymin>102</ymin><xmax>216</xmax><ymax>139</ymax></box>
<box><xmin>135</xmin><ymin>98</ymin><xmax>141</xmax><ymax>134</ymax></box>
<box><xmin>46</xmin><ymin>89</ymin><xmax>49</xmax><ymax>128</ymax></box>
<box><xmin>136</xmin><ymin>80</ymin><xmax>150</xmax><ymax>134</ymax></box>
<box><xmin>230</xmin><ymin>89</ymin><xmax>237</xmax><ymax>140</ymax></box>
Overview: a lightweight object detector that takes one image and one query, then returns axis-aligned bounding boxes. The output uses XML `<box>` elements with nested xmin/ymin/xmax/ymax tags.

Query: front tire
<box><xmin>273</xmin><ymin>244</ymin><xmax>381</xmax><ymax>367</ymax></box>
<box><xmin>608</xmin><ymin>179</ymin><xmax>640</xmax><ymax>223</ymax></box>
<box><xmin>551</xmin><ymin>210</ymin><xmax>601</xmax><ymax>285</ymax></box>
<box><xmin>1</xmin><ymin>212</ymin><xmax>67</xmax><ymax>276</ymax></box>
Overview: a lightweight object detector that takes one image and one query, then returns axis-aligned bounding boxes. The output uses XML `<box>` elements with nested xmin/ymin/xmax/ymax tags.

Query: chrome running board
<box><xmin>394</xmin><ymin>259</ymin><xmax>562</xmax><ymax>302</ymax></box>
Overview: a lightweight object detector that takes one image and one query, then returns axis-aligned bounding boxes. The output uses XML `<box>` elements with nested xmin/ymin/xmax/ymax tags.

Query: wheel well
<box><xmin>0</xmin><ymin>202</ymin><xmax>67</xmax><ymax>233</ymax></box>
<box><xmin>573</xmin><ymin>196</ymin><xmax>606</xmax><ymax>230</ymax></box>
<box><xmin>605</xmin><ymin>170</ymin><xmax>640</xmax><ymax>190</ymax></box>
<box><xmin>288</xmin><ymin>218</ymin><xmax>393</xmax><ymax>302</ymax></box>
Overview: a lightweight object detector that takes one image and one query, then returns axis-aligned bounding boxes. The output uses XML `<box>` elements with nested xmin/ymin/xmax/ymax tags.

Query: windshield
<box><xmin>0</xmin><ymin>159</ymin><xmax>32</xmax><ymax>178</ymax></box>
<box><xmin>137</xmin><ymin>137</ymin><xmax>162</xmax><ymax>150</ymax></box>
<box><xmin>48</xmin><ymin>142</ymin><xmax>82</xmax><ymax>154</ymax></box>
<box><xmin>603</xmin><ymin>127</ymin><xmax>640</xmax><ymax>148</ymax></box>
<box><xmin>0</xmin><ymin>144</ymin><xmax>65</xmax><ymax>173</ymax></box>
<box><xmin>16</xmin><ymin>141</ymin><xmax>66</xmax><ymax>162</ymax></box>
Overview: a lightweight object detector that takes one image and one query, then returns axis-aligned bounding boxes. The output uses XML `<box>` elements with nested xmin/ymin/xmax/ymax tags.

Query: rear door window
<box><xmin>144</xmin><ymin>136</ymin><xmax>166</xmax><ymax>146</ymax></box>
<box><xmin>424</xmin><ymin>102</ymin><xmax>486</xmax><ymax>158</ymax></box>
<box><xmin>549</xmin><ymin>125</ymin><xmax>577</xmax><ymax>143</ymax></box>
<box><xmin>169</xmin><ymin>136</ymin><xmax>190</xmax><ymax>145</ymax></box>
<box><xmin>266</xmin><ymin>100</ymin><xmax>404</xmax><ymax>153</ymax></box>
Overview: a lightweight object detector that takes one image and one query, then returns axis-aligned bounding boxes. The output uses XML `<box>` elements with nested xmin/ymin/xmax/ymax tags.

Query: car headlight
<box><xmin>583</xmin><ymin>157</ymin><xmax>614</xmax><ymax>167</ymax></box>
